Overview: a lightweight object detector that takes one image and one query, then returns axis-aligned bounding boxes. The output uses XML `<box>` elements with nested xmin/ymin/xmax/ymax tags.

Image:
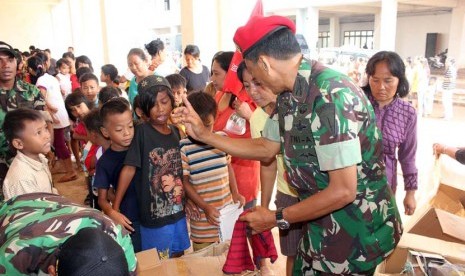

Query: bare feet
<box><xmin>57</xmin><ymin>173</ymin><xmax>78</xmax><ymax>183</ymax></box>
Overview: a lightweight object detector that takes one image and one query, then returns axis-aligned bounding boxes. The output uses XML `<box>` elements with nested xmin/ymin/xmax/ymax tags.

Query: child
<box><xmin>165</xmin><ymin>74</ymin><xmax>187</xmax><ymax>107</ymax></box>
<box><xmin>79</xmin><ymin>72</ymin><xmax>100</xmax><ymax>107</ymax></box>
<box><xmin>179</xmin><ymin>92</ymin><xmax>245</xmax><ymax>251</ymax></box>
<box><xmin>82</xmin><ymin>109</ymin><xmax>110</xmax><ymax>209</ymax></box>
<box><xmin>55</xmin><ymin>58</ymin><xmax>72</xmax><ymax>98</ymax></box>
<box><xmin>64</xmin><ymin>91</ymin><xmax>93</xmax><ymax>175</ymax></box>
<box><xmin>94</xmin><ymin>97</ymin><xmax>141</xmax><ymax>252</ymax></box>
<box><xmin>2</xmin><ymin>108</ymin><xmax>58</xmax><ymax>199</ymax></box>
<box><xmin>100</xmin><ymin>64</ymin><xmax>119</xmax><ymax>88</ymax></box>
<box><xmin>27</xmin><ymin>55</ymin><xmax>77</xmax><ymax>183</ymax></box>
<box><xmin>113</xmin><ymin>75</ymin><xmax>189</xmax><ymax>259</ymax></box>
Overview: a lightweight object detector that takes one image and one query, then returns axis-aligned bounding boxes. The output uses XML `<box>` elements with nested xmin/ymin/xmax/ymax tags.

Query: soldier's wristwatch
<box><xmin>276</xmin><ymin>207</ymin><xmax>290</xmax><ymax>230</ymax></box>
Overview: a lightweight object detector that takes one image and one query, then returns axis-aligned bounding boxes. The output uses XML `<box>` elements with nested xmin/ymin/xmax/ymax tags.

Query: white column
<box><xmin>373</xmin><ymin>10</ymin><xmax>381</xmax><ymax>50</ymax></box>
<box><xmin>297</xmin><ymin>6</ymin><xmax>319</xmax><ymax>51</ymax></box>
<box><xmin>329</xmin><ymin>17</ymin><xmax>340</xmax><ymax>47</ymax></box>
<box><xmin>379</xmin><ymin>0</ymin><xmax>397</xmax><ymax>51</ymax></box>
<box><xmin>447</xmin><ymin>0</ymin><xmax>465</xmax><ymax>70</ymax></box>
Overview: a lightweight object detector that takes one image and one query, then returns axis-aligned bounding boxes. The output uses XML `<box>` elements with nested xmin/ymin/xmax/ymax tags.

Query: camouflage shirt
<box><xmin>263</xmin><ymin>59</ymin><xmax>402</xmax><ymax>275</ymax></box>
<box><xmin>0</xmin><ymin>193</ymin><xmax>137</xmax><ymax>275</ymax></box>
<box><xmin>0</xmin><ymin>78</ymin><xmax>46</xmax><ymax>166</ymax></box>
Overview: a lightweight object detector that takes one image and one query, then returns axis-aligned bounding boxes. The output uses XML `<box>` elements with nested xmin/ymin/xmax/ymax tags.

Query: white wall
<box><xmin>0</xmin><ymin>3</ymin><xmax>57</xmax><ymax>53</ymax></box>
<box><xmin>396</xmin><ymin>13</ymin><xmax>451</xmax><ymax>59</ymax></box>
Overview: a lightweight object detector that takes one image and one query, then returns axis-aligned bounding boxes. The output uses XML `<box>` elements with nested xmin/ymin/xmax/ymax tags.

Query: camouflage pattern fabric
<box><xmin>0</xmin><ymin>193</ymin><xmax>137</xmax><ymax>275</ymax></box>
<box><xmin>271</xmin><ymin>59</ymin><xmax>402</xmax><ymax>275</ymax></box>
<box><xmin>0</xmin><ymin>79</ymin><xmax>46</xmax><ymax>200</ymax></box>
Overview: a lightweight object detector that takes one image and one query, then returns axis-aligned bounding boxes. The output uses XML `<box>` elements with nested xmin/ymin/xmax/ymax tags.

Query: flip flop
<box><xmin>57</xmin><ymin>174</ymin><xmax>78</xmax><ymax>183</ymax></box>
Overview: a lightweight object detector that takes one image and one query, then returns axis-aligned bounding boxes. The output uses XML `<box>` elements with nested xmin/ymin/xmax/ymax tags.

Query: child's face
<box><xmin>70</xmin><ymin>102</ymin><xmax>90</xmax><ymax>120</ymax></box>
<box><xmin>161</xmin><ymin>174</ymin><xmax>175</xmax><ymax>192</ymax></box>
<box><xmin>202</xmin><ymin>114</ymin><xmax>215</xmax><ymax>132</ymax></box>
<box><xmin>59</xmin><ymin>64</ymin><xmax>70</xmax><ymax>75</ymax></box>
<box><xmin>172</xmin><ymin>85</ymin><xmax>187</xmax><ymax>107</ymax></box>
<box><xmin>101</xmin><ymin>110</ymin><xmax>134</xmax><ymax>151</ymax></box>
<box><xmin>16</xmin><ymin>119</ymin><xmax>51</xmax><ymax>160</ymax></box>
<box><xmin>148</xmin><ymin>91</ymin><xmax>173</xmax><ymax>126</ymax></box>
<box><xmin>81</xmin><ymin>79</ymin><xmax>99</xmax><ymax>103</ymax></box>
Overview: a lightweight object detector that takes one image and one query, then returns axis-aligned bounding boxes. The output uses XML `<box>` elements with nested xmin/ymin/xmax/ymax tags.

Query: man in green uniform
<box><xmin>174</xmin><ymin>15</ymin><xmax>402</xmax><ymax>275</ymax></box>
<box><xmin>0</xmin><ymin>41</ymin><xmax>48</xmax><ymax>200</ymax></box>
<box><xmin>0</xmin><ymin>193</ymin><xmax>137</xmax><ymax>275</ymax></box>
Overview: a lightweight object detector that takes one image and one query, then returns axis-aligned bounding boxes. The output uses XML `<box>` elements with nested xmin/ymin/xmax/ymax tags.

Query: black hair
<box><xmin>145</xmin><ymin>39</ymin><xmax>165</xmax><ymax>57</ymax></box>
<box><xmin>3</xmin><ymin>108</ymin><xmax>44</xmax><ymax>144</ymax></box>
<box><xmin>75</xmin><ymin>55</ymin><xmax>94</xmax><ymax>72</ymax></box>
<box><xmin>62</xmin><ymin>51</ymin><xmax>75</xmax><ymax>60</ymax></box>
<box><xmin>138</xmin><ymin>86</ymin><xmax>175</xmax><ymax>118</ymax></box>
<box><xmin>132</xmin><ymin>95</ymin><xmax>141</xmax><ymax>120</ymax></box>
<box><xmin>99</xmin><ymin>86</ymin><xmax>121</xmax><ymax>105</ymax></box>
<box><xmin>211</xmin><ymin>51</ymin><xmax>236</xmax><ymax>108</ymax></box>
<box><xmin>100</xmin><ymin>97</ymin><xmax>131</xmax><ymax>125</ymax></box>
<box><xmin>165</xmin><ymin>74</ymin><xmax>186</xmax><ymax>89</ymax></box>
<box><xmin>64</xmin><ymin>90</ymin><xmax>92</xmax><ymax>121</ymax></box>
<box><xmin>237</xmin><ymin>61</ymin><xmax>247</xmax><ymax>84</ymax></box>
<box><xmin>27</xmin><ymin>55</ymin><xmax>46</xmax><ymax>84</ymax></box>
<box><xmin>187</xmin><ymin>91</ymin><xmax>217</xmax><ymax>122</ymax></box>
<box><xmin>56</xmin><ymin>58</ymin><xmax>71</xmax><ymax>70</ymax></box>
<box><xmin>82</xmin><ymin>109</ymin><xmax>102</xmax><ymax>134</ymax></box>
<box><xmin>101</xmin><ymin>64</ymin><xmax>119</xmax><ymax>82</ymax></box>
<box><xmin>127</xmin><ymin>48</ymin><xmax>149</xmax><ymax>62</ymax></box>
<box><xmin>35</xmin><ymin>51</ymin><xmax>48</xmax><ymax>63</ymax></box>
<box><xmin>76</xmin><ymin>67</ymin><xmax>93</xmax><ymax>81</ymax></box>
<box><xmin>361</xmin><ymin>51</ymin><xmax>410</xmax><ymax>98</ymax></box>
<box><xmin>44</xmin><ymin>49</ymin><xmax>51</xmax><ymax>54</ymax></box>
<box><xmin>183</xmin><ymin>45</ymin><xmax>200</xmax><ymax>58</ymax></box>
<box><xmin>211</xmin><ymin>51</ymin><xmax>234</xmax><ymax>73</ymax></box>
<box><xmin>244</xmin><ymin>28</ymin><xmax>301</xmax><ymax>62</ymax></box>
<box><xmin>79</xmin><ymin>72</ymin><xmax>99</xmax><ymax>85</ymax></box>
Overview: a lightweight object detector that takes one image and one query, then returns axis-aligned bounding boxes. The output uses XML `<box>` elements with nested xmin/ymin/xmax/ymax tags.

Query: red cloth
<box><xmin>223</xmin><ymin>211</ymin><xmax>278</xmax><ymax>274</ymax></box>
<box><xmin>71</xmin><ymin>74</ymin><xmax>80</xmax><ymax>92</ymax></box>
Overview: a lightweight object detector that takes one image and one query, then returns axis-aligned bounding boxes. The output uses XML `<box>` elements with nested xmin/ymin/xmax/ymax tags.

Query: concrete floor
<box><xmin>53</xmin><ymin>101</ymin><xmax>465</xmax><ymax>276</ymax></box>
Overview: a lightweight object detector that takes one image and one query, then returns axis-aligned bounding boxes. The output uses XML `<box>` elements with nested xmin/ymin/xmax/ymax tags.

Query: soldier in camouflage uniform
<box><xmin>173</xmin><ymin>15</ymin><xmax>402</xmax><ymax>275</ymax></box>
<box><xmin>0</xmin><ymin>41</ymin><xmax>48</xmax><ymax>200</ymax></box>
<box><xmin>0</xmin><ymin>192</ymin><xmax>137</xmax><ymax>275</ymax></box>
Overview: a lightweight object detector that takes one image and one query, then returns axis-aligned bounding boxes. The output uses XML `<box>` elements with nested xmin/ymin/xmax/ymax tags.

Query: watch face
<box><xmin>277</xmin><ymin>220</ymin><xmax>290</xmax><ymax>230</ymax></box>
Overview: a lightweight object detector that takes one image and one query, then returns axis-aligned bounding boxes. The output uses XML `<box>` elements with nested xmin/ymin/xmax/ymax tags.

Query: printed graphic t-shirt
<box><xmin>124</xmin><ymin>123</ymin><xmax>185</xmax><ymax>227</ymax></box>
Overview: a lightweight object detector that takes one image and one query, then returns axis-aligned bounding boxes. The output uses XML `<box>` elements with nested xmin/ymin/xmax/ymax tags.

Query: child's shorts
<box><xmin>140</xmin><ymin>216</ymin><xmax>190</xmax><ymax>259</ymax></box>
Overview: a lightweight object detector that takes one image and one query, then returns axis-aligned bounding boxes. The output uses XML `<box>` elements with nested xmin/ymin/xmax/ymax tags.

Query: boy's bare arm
<box><xmin>113</xmin><ymin>165</ymin><xmax>136</xmax><ymax>211</ymax></box>
<box><xmin>98</xmin><ymin>188</ymin><xmax>134</xmax><ymax>232</ymax></box>
<box><xmin>226</xmin><ymin>163</ymin><xmax>245</xmax><ymax>207</ymax></box>
<box><xmin>182</xmin><ymin>175</ymin><xmax>220</xmax><ymax>225</ymax></box>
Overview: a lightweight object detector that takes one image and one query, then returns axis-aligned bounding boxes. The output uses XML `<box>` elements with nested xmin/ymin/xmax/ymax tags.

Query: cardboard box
<box><xmin>136</xmin><ymin>242</ymin><xmax>235</xmax><ymax>276</ymax></box>
<box><xmin>376</xmin><ymin>183</ymin><xmax>465</xmax><ymax>275</ymax></box>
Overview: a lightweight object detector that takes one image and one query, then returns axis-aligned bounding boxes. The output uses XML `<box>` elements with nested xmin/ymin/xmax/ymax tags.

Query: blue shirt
<box><xmin>94</xmin><ymin>148</ymin><xmax>139</xmax><ymax>222</ymax></box>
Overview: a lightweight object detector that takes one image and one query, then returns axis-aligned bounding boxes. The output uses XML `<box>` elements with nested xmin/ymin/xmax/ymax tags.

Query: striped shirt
<box><xmin>180</xmin><ymin>132</ymin><xmax>233</xmax><ymax>243</ymax></box>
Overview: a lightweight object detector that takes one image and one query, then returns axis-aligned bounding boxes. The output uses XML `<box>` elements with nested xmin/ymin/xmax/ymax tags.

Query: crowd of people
<box><xmin>0</xmin><ymin>13</ymin><xmax>463</xmax><ymax>276</ymax></box>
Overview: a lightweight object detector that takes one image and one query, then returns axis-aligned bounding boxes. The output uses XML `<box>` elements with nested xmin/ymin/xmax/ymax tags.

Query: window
<box><xmin>343</xmin><ymin>30</ymin><xmax>373</xmax><ymax>49</ymax></box>
<box><xmin>318</xmin><ymin>31</ymin><xmax>330</xmax><ymax>48</ymax></box>
<box><xmin>164</xmin><ymin>0</ymin><xmax>170</xmax><ymax>11</ymax></box>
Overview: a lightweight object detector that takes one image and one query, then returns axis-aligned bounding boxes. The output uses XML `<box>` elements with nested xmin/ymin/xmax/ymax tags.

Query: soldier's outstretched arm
<box><xmin>172</xmin><ymin>95</ymin><xmax>280</xmax><ymax>162</ymax></box>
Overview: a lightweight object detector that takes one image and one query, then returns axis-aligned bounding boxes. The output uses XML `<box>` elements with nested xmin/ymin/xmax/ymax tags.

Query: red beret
<box><xmin>233</xmin><ymin>15</ymin><xmax>296</xmax><ymax>56</ymax></box>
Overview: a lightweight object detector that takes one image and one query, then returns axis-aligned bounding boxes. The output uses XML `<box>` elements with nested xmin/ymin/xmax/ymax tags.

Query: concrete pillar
<box><xmin>379</xmin><ymin>0</ymin><xmax>398</xmax><ymax>51</ymax></box>
<box><xmin>447</xmin><ymin>0</ymin><xmax>465</xmax><ymax>69</ymax></box>
<box><xmin>373</xmin><ymin>10</ymin><xmax>381</xmax><ymax>50</ymax></box>
<box><xmin>329</xmin><ymin>17</ymin><xmax>340</xmax><ymax>47</ymax></box>
<box><xmin>296</xmin><ymin>6</ymin><xmax>319</xmax><ymax>51</ymax></box>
